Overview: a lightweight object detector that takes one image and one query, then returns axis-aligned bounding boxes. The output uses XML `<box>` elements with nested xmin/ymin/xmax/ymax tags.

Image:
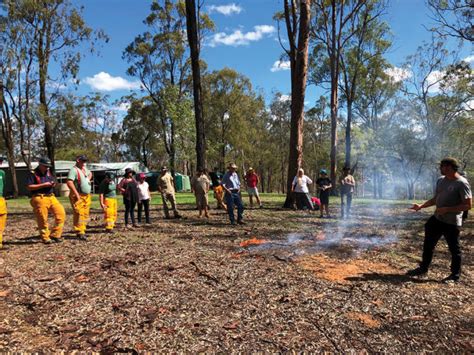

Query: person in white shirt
<box><xmin>291</xmin><ymin>168</ymin><xmax>314</xmax><ymax>210</ymax></box>
<box><xmin>137</xmin><ymin>173</ymin><xmax>151</xmax><ymax>224</ymax></box>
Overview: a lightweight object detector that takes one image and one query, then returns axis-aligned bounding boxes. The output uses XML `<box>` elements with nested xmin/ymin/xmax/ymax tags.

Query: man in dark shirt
<box><xmin>27</xmin><ymin>158</ymin><xmax>66</xmax><ymax>244</ymax></box>
<box><xmin>408</xmin><ymin>157</ymin><xmax>472</xmax><ymax>282</ymax></box>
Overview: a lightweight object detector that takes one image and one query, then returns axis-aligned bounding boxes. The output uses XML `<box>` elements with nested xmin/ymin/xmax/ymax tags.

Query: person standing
<box><xmin>27</xmin><ymin>158</ymin><xmax>66</xmax><ymax>244</ymax></box>
<box><xmin>157</xmin><ymin>166</ymin><xmax>181</xmax><ymax>219</ymax></box>
<box><xmin>407</xmin><ymin>157</ymin><xmax>471</xmax><ymax>282</ymax></box>
<box><xmin>340</xmin><ymin>166</ymin><xmax>355</xmax><ymax>218</ymax></box>
<box><xmin>118</xmin><ymin>168</ymin><xmax>139</xmax><ymax>227</ymax></box>
<box><xmin>0</xmin><ymin>157</ymin><xmax>7</xmax><ymax>249</ymax></box>
<box><xmin>137</xmin><ymin>173</ymin><xmax>151</xmax><ymax>224</ymax></box>
<box><xmin>291</xmin><ymin>168</ymin><xmax>314</xmax><ymax>210</ymax></box>
<box><xmin>209</xmin><ymin>167</ymin><xmax>227</xmax><ymax>211</ymax></box>
<box><xmin>222</xmin><ymin>163</ymin><xmax>244</xmax><ymax>225</ymax></box>
<box><xmin>191</xmin><ymin>169</ymin><xmax>211</xmax><ymax>218</ymax></box>
<box><xmin>99</xmin><ymin>172</ymin><xmax>117</xmax><ymax>233</ymax></box>
<box><xmin>245</xmin><ymin>167</ymin><xmax>263</xmax><ymax>209</ymax></box>
<box><xmin>67</xmin><ymin>155</ymin><xmax>92</xmax><ymax>240</ymax></box>
<box><xmin>316</xmin><ymin>169</ymin><xmax>332</xmax><ymax>218</ymax></box>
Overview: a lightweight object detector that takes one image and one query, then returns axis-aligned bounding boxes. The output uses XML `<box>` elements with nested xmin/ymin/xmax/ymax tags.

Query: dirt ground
<box><xmin>0</xmin><ymin>199</ymin><xmax>472</xmax><ymax>352</ymax></box>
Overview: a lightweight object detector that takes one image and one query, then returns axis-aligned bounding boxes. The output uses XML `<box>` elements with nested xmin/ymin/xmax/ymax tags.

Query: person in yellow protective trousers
<box><xmin>0</xmin><ymin>156</ymin><xmax>7</xmax><ymax>250</ymax></box>
<box><xmin>66</xmin><ymin>155</ymin><xmax>92</xmax><ymax>240</ymax></box>
<box><xmin>99</xmin><ymin>172</ymin><xmax>117</xmax><ymax>233</ymax></box>
<box><xmin>27</xmin><ymin>158</ymin><xmax>66</xmax><ymax>244</ymax></box>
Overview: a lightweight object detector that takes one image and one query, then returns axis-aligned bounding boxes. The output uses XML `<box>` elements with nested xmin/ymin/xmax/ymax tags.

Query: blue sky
<box><xmin>68</xmin><ymin>0</ymin><xmax>471</xmax><ymax>109</ymax></box>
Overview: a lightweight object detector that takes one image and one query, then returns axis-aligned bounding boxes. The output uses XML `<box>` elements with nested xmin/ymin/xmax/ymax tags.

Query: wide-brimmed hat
<box><xmin>320</xmin><ymin>169</ymin><xmax>327</xmax><ymax>175</ymax></box>
<box><xmin>76</xmin><ymin>154</ymin><xmax>88</xmax><ymax>161</ymax></box>
<box><xmin>38</xmin><ymin>157</ymin><xmax>52</xmax><ymax>167</ymax></box>
<box><xmin>248</xmin><ymin>167</ymin><xmax>254</xmax><ymax>172</ymax></box>
<box><xmin>228</xmin><ymin>163</ymin><xmax>237</xmax><ymax>169</ymax></box>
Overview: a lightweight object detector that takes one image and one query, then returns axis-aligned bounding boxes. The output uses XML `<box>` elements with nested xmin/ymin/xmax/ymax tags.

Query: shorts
<box><xmin>319</xmin><ymin>192</ymin><xmax>330</xmax><ymax>205</ymax></box>
<box><xmin>247</xmin><ymin>187</ymin><xmax>259</xmax><ymax>197</ymax></box>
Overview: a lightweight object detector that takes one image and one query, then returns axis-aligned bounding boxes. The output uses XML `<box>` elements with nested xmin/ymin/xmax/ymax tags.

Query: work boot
<box><xmin>78</xmin><ymin>234</ymin><xmax>88</xmax><ymax>241</ymax></box>
<box><xmin>43</xmin><ymin>239</ymin><xmax>53</xmax><ymax>245</ymax></box>
<box><xmin>406</xmin><ymin>267</ymin><xmax>428</xmax><ymax>277</ymax></box>
<box><xmin>237</xmin><ymin>220</ymin><xmax>245</xmax><ymax>225</ymax></box>
<box><xmin>105</xmin><ymin>229</ymin><xmax>114</xmax><ymax>234</ymax></box>
<box><xmin>52</xmin><ymin>237</ymin><xmax>63</xmax><ymax>243</ymax></box>
<box><xmin>442</xmin><ymin>274</ymin><xmax>460</xmax><ymax>283</ymax></box>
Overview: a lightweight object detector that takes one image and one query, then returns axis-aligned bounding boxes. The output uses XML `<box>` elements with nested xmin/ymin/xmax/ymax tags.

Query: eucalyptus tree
<box><xmin>3</xmin><ymin>0</ymin><xmax>106</xmax><ymax>172</ymax></box>
<box><xmin>427</xmin><ymin>0</ymin><xmax>473</xmax><ymax>42</ymax></box>
<box><xmin>310</xmin><ymin>0</ymin><xmax>368</xmax><ymax>190</ymax></box>
<box><xmin>124</xmin><ymin>0</ymin><xmax>212</xmax><ymax>174</ymax></box>
<box><xmin>274</xmin><ymin>0</ymin><xmax>312</xmax><ymax>207</ymax></box>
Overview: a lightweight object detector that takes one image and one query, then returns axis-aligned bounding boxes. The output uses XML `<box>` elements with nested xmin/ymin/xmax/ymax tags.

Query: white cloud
<box><xmin>384</xmin><ymin>66</ymin><xmax>412</xmax><ymax>82</ymax></box>
<box><xmin>278</xmin><ymin>94</ymin><xmax>291</xmax><ymax>102</ymax></box>
<box><xmin>463</xmin><ymin>55</ymin><xmax>474</xmax><ymax>64</ymax></box>
<box><xmin>208</xmin><ymin>25</ymin><xmax>276</xmax><ymax>47</ymax></box>
<box><xmin>84</xmin><ymin>72</ymin><xmax>141</xmax><ymax>92</ymax></box>
<box><xmin>208</xmin><ymin>3</ymin><xmax>242</xmax><ymax>16</ymax></box>
<box><xmin>271</xmin><ymin>60</ymin><xmax>290</xmax><ymax>72</ymax></box>
<box><xmin>426</xmin><ymin>70</ymin><xmax>444</xmax><ymax>93</ymax></box>
<box><xmin>113</xmin><ymin>102</ymin><xmax>131</xmax><ymax>112</ymax></box>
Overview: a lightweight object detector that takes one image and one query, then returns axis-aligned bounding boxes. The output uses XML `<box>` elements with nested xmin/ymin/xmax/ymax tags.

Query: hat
<box><xmin>228</xmin><ymin>163</ymin><xmax>237</xmax><ymax>169</ymax></box>
<box><xmin>138</xmin><ymin>172</ymin><xmax>146</xmax><ymax>179</ymax></box>
<box><xmin>76</xmin><ymin>154</ymin><xmax>88</xmax><ymax>161</ymax></box>
<box><xmin>105</xmin><ymin>172</ymin><xmax>115</xmax><ymax>179</ymax></box>
<box><xmin>320</xmin><ymin>169</ymin><xmax>327</xmax><ymax>175</ymax></box>
<box><xmin>124</xmin><ymin>168</ymin><xmax>135</xmax><ymax>176</ymax></box>
<box><xmin>38</xmin><ymin>157</ymin><xmax>52</xmax><ymax>167</ymax></box>
<box><xmin>248</xmin><ymin>167</ymin><xmax>254</xmax><ymax>172</ymax></box>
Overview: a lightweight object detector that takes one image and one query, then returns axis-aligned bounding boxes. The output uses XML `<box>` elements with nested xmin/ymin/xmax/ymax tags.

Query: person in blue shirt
<box><xmin>221</xmin><ymin>163</ymin><xmax>244</xmax><ymax>225</ymax></box>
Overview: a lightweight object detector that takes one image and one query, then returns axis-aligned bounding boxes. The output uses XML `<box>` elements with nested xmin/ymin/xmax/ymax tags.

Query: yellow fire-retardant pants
<box><xmin>0</xmin><ymin>197</ymin><xmax>7</xmax><ymax>247</ymax></box>
<box><xmin>69</xmin><ymin>193</ymin><xmax>91</xmax><ymax>235</ymax></box>
<box><xmin>30</xmin><ymin>195</ymin><xmax>66</xmax><ymax>242</ymax></box>
<box><xmin>104</xmin><ymin>197</ymin><xmax>117</xmax><ymax>230</ymax></box>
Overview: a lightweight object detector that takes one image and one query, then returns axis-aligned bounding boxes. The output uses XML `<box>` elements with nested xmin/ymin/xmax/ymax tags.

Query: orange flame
<box><xmin>239</xmin><ymin>237</ymin><xmax>268</xmax><ymax>247</ymax></box>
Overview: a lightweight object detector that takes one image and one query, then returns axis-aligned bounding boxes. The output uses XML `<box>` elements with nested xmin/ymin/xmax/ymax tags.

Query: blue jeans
<box><xmin>225</xmin><ymin>192</ymin><xmax>244</xmax><ymax>224</ymax></box>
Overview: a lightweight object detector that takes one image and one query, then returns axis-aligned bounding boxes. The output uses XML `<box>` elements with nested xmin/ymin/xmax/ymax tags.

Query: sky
<box><xmin>65</xmin><ymin>0</ymin><xmax>471</xmax><ymax>111</ymax></box>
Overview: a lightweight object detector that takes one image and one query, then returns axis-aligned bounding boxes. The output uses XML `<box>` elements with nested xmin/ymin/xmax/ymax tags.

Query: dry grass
<box><xmin>0</xmin><ymin>198</ymin><xmax>472</xmax><ymax>352</ymax></box>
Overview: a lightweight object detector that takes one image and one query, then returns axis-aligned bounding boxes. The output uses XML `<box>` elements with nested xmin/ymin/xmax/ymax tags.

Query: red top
<box><xmin>245</xmin><ymin>173</ymin><xmax>259</xmax><ymax>188</ymax></box>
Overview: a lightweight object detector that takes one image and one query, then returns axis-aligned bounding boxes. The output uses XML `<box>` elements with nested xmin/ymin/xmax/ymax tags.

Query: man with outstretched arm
<box><xmin>407</xmin><ymin>157</ymin><xmax>471</xmax><ymax>282</ymax></box>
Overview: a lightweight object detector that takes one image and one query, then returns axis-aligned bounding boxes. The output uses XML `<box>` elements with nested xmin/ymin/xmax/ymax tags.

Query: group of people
<box><xmin>0</xmin><ymin>155</ymin><xmax>471</xmax><ymax>284</ymax></box>
<box><xmin>291</xmin><ymin>165</ymin><xmax>355</xmax><ymax>218</ymax></box>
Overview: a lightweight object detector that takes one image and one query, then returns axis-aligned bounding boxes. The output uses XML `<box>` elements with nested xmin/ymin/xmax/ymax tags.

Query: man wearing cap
<box><xmin>316</xmin><ymin>169</ymin><xmax>332</xmax><ymax>218</ymax></box>
<box><xmin>408</xmin><ymin>157</ymin><xmax>471</xmax><ymax>282</ymax></box>
<box><xmin>340</xmin><ymin>166</ymin><xmax>355</xmax><ymax>218</ymax></box>
<box><xmin>157</xmin><ymin>166</ymin><xmax>181</xmax><ymax>219</ymax></box>
<box><xmin>222</xmin><ymin>163</ymin><xmax>244</xmax><ymax>225</ymax></box>
<box><xmin>0</xmin><ymin>157</ymin><xmax>7</xmax><ymax>249</ymax></box>
<box><xmin>67</xmin><ymin>155</ymin><xmax>92</xmax><ymax>239</ymax></box>
<box><xmin>27</xmin><ymin>158</ymin><xmax>66</xmax><ymax>244</ymax></box>
<box><xmin>244</xmin><ymin>167</ymin><xmax>263</xmax><ymax>209</ymax></box>
<box><xmin>99</xmin><ymin>172</ymin><xmax>117</xmax><ymax>233</ymax></box>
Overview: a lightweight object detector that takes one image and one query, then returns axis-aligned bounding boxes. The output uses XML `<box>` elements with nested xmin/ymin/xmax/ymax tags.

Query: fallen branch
<box><xmin>189</xmin><ymin>261</ymin><xmax>219</xmax><ymax>284</ymax></box>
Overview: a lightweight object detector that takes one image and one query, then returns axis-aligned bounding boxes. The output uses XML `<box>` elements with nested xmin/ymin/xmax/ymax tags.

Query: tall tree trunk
<box><xmin>0</xmin><ymin>87</ymin><xmax>19</xmax><ymax>198</ymax></box>
<box><xmin>345</xmin><ymin>100</ymin><xmax>353</xmax><ymax>167</ymax></box>
<box><xmin>329</xmin><ymin>0</ymin><xmax>339</xmax><ymax>195</ymax></box>
<box><xmin>185</xmin><ymin>0</ymin><xmax>206</xmax><ymax>171</ymax></box>
<box><xmin>38</xmin><ymin>29</ymin><xmax>55</xmax><ymax>173</ymax></box>
<box><xmin>283</xmin><ymin>0</ymin><xmax>312</xmax><ymax>208</ymax></box>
